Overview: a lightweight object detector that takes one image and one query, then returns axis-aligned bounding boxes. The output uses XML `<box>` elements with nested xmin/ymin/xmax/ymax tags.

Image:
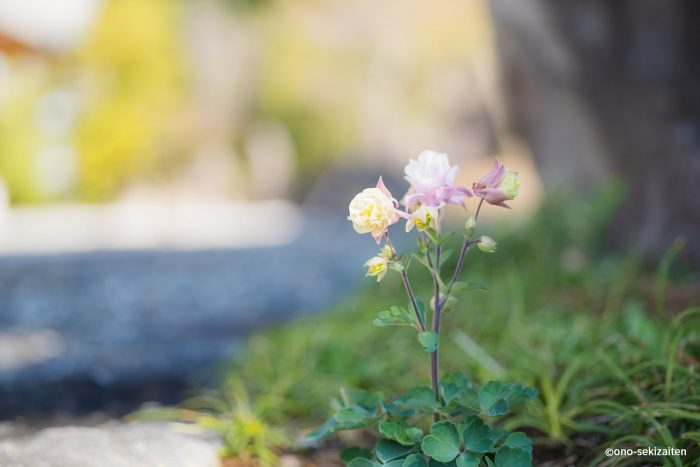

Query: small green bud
<box><xmin>477</xmin><ymin>236</ymin><xmax>497</xmax><ymax>253</ymax></box>
<box><xmin>378</xmin><ymin>244</ymin><xmax>395</xmax><ymax>260</ymax></box>
<box><xmin>465</xmin><ymin>215</ymin><xmax>476</xmax><ymax>236</ymax></box>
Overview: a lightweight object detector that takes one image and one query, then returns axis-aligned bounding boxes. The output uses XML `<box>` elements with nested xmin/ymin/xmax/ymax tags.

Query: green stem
<box><xmin>425</xmin><ymin>234</ymin><xmax>443</xmax><ymax>420</ymax></box>
<box><xmin>387</xmin><ymin>233</ymin><xmax>426</xmax><ymax>332</ymax></box>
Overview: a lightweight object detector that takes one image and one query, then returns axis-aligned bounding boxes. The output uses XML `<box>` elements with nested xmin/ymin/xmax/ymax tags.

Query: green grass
<box><xmin>146</xmin><ymin>193</ymin><xmax>700</xmax><ymax>465</ymax></box>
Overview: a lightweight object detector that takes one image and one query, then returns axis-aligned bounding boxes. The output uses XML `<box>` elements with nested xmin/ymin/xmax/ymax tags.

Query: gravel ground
<box><xmin>0</xmin><ymin>208</ymin><xmax>379</xmax><ymax>418</ymax></box>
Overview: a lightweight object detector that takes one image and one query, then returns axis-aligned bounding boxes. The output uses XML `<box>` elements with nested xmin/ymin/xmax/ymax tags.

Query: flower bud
<box><xmin>378</xmin><ymin>244</ymin><xmax>395</xmax><ymax>260</ymax></box>
<box><xmin>465</xmin><ymin>215</ymin><xmax>476</xmax><ymax>236</ymax></box>
<box><xmin>364</xmin><ymin>256</ymin><xmax>389</xmax><ymax>281</ymax></box>
<box><xmin>477</xmin><ymin>236</ymin><xmax>497</xmax><ymax>253</ymax></box>
<box><xmin>472</xmin><ymin>161</ymin><xmax>520</xmax><ymax>208</ymax></box>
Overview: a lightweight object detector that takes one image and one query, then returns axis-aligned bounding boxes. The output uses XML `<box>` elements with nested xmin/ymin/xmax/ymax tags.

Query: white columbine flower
<box><xmin>403</xmin><ymin>150</ymin><xmax>472</xmax><ymax>210</ymax></box>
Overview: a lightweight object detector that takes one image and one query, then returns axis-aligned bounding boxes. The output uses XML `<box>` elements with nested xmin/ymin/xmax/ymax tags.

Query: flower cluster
<box><xmin>348</xmin><ymin>151</ymin><xmax>519</xmax><ymax>279</ymax></box>
<box><xmin>313</xmin><ymin>151</ymin><xmax>535</xmax><ymax>467</ymax></box>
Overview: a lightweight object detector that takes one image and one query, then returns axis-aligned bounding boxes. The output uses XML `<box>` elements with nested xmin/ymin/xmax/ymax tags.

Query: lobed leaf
<box><xmin>376</xmin><ymin>439</ymin><xmax>415</xmax><ymax>463</ymax></box>
<box><xmin>421</xmin><ymin>421</ymin><xmax>460</xmax><ymax>463</ymax></box>
<box><xmin>379</xmin><ymin>420</ymin><xmax>424</xmax><ymax>446</ymax></box>
<box><xmin>459</xmin><ymin>416</ymin><xmax>494</xmax><ymax>454</ymax></box>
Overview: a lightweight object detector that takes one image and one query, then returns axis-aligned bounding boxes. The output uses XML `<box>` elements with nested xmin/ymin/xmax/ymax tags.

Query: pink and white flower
<box><xmin>348</xmin><ymin>177</ymin><xmax>406</xmax><ymax>243</ymax></box>
<box><xmin>403</xmin><ymin>151</ymin><xmax>471</xmax><ymax>210</ymax></box>
<box><xmin>472</xmin><ymin>161</ymin><xmax>520</xmax><ymax>208</ymax></box>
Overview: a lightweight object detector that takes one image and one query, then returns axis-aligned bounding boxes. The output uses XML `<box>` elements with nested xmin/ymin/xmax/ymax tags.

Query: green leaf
<box><xmin>348</xmin><ymin>458</ymin><xmax>379</xmax><ymax>467</ymax></box>
<box><xmin>428</xmin><ymin>460</ymin><xmax>456</xmax><ymax>467</ymax></box>
<box><xmin>342</xmin><ymin>447</ymin><xmax>373</xmax><ymax>464</ymax></box>
<box><xmin>476</xmin><ymin>382</ymin><xmax>538</xmax><ymax>417</ymax></box>
<box><xmin>494</xmin><ymin>447</ymin><xmax>532</xmax><ymax>467</ymax></box>
<box><xmin>385</xmin><ymin>460</ymin><xmax>408</xmax><ymax>467</ymax></box>
<box><xmin>334</xmin><ymin>407</ymin><xmax>381</xmax><ymax>431</ymax></box>
<box><xmin>403</xmin><ymin>454</ymin><xmax>428</xmax><ymax>467</ymax></box>
<box><xmin>438</xmin><ymin>249</ymin><xmax>453</xmax><ymax>268</ymax></box>
<box><xmin>455</xmin><ymin>452</ymin><xmax>480</xmax><ymax>467</ymax></box>
<box><xmin>450</xmin><ymin>280</ymin><xmax>487</xmax><ymax>293</ymax></box>
<box><xmin>418</xmin><ymin>331</ymin><xmax>439</xmax><ymax>352</ymax></box>
<box><xmin>440</xmin><ymin>373</ymin><xmax>472</xmax><ymax>406</ymax></box>
<box><xmin>415</xmin><ymin>300</ymin><xmax>427</xmax><ymax>328</ymax></box>
<box><xmin>396</xmin><ymin>386</ymin><xmax>439</xmax><ymax>412</ymax></box>
<box><xmin>478</xmin><ymin>382</ymin><xmax>508</xmax><ymax>416</ymax></box>
<box><xmin>305</xmin><ymin>417</ymin><xmax>337</xmax><ymax>441</ymax></box>
<box><xmin>343</xmin><ymin>388</ymin><xmax>385</xmax><ymax>411</ymax></box>
<box><xmin>459</xmin><ymin>417</ymin><xmax>494</xmax><ymax>454</ymax></box>
<box><xmin>421</xmin><ymin>421</ymin><xmax>460</xmax><ymax>463</ymax></box>
<box><xmin>379</xmin><ymin>420</ymin><xmax>424</xmax><ymax>446</ymax></box>
<box><xmin>488</xmin><ymin>429</ymin><xmax>509</xmax><ymax>444</ymax></box>
<box><xmin>335</xmin><ymin>406</ymin><xmax>372</xmax><ymax>426</ymax></box>
<box><xmin>373</xmin><ymin>306</ymin><xmax>414</xmax><ymax>327</ymax></box>
<box><xmin>376</xmin><ymin>439</ymin><xmax>414</xmax><ymax>463</ymax></box>
<box><xmin>503</xmin><ymin>432</ymin><xmax>532</xmax><ymax>452</ymax></box>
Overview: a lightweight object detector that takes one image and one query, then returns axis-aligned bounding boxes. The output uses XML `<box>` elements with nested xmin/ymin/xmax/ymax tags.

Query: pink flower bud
<box><xmin>472</xmin><ymin>161</ymin><xmax>520</xmax><ymax>208</ymax></box>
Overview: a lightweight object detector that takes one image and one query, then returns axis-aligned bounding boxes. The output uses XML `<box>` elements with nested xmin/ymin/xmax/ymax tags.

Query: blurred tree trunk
<box><xmin>489</xmin><ymin>0</ymin><xmax>700</xmax><ymax>266</ymax></box>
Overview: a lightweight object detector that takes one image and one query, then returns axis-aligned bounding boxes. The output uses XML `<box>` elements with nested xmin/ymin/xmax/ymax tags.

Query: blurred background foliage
<box><xmin>0</xmin><ymin>0</ymin><xmax>500</xmax><ymax>204</ymax></box>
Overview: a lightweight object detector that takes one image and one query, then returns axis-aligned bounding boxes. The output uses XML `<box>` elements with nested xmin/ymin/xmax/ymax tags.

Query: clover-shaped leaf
<box><xmin>379</xmin><ymin>420</ymin><xmax>423</xmax><ymax>446</ymax></box>
<box><xmin>494</xmin><ymin>446</ymin><xmax>532</xmax><ymax>467</ymax></box>
<box><xmin>343</xmin><ymin>388</ymin><xmax>385</xmax><ymax>412</ymax></box>
<box><xmin>334</xmin><ymin>405</ymin><xmax>381</xmax><ymax>431</ymax></box>
<box><xmin>418</xmin><ymin>331</ymin><xmax>438</xmax><ymax>352</ymax></box>
<box><xmin>440</xmin><ymin>373</ymin><xmax>472</xmax><ymax>406</ymax></box>
<box><xmin>503</xmin><ymin>432</ymin><xmax>532</xmax><ymax>452</ymax></box>
<box><xmin>428</xmin><ymin>458</ymin><xmax>456</xmax><ymax>466</ymax></box>
<box><xmin>376</xmin><ymin>439</ymin><xmax>414</xmax><ymax>463</ymax></box>
<box><xmin>478</xmin><ymin>382</ymin><xmax>509</xmax><ymax>416</ymax></box>
<box><xmin>347</xmin><ymin>458</ymin><xmax>379</xmax><ymax>467</ymax></box>
<box><xmin>476</xmin><ymin>382</ymin><xmax>538</xmax><ymax>417</ymax></box>
<box><xmin>403</xmin><ymin>454</ymin><xmax>428</xmax><ymax>467</ymax></box>
<box><xmin>342</xmin><ymin>447</ymin><xmax>373</xmax><ymax>464</ymax></box>
<box><xmin>455</xmin><ymin>452</ymin><xmax>480</xmax><ymax>467</ymax></box>
<box><xmin>421</xmin><ymin>421</ymin><xmax>460</xmax><ymax>463</ymax></box>
<box><xmin>395</xmin><ymin>386</ymin><xmax>439</xmax><ymax>413</ymax></box>
<box><xmin>459</xmin><ymin>416</ymin><xmax>494</xmax><ymax>454</ymax></box>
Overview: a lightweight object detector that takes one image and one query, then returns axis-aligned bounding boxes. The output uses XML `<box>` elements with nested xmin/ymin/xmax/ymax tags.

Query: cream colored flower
<box><xmin>364</xmin><ymin>256</ymin><xmax>389</xmax><ymax>281</ymax></box>
<box><xmin>405</xmin><ymin>205</ymin><xmax>439</xmax><ymax>233</ymax></box>
<box><xmin>348</xmin><ymin>177</ymin><xmax>402</xmax><ymax>243</ymax></box>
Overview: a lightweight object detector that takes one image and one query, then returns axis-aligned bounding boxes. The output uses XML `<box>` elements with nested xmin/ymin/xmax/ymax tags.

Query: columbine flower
<box><xmin>364</xmin><ymin>256</ymin><xmax>388</xmax><ymax>281</ymax></box>
<box><xmin>348</xmin><ymin>177</ymin><xmax>404</xmax><ymax>243</ymax></box>
<box><xmin>406</xmin><ymin>205</ymin><xmax>439</xmax><ymax>233</ymax></box>
<box><xmin>403</xmin><ymin>150</ymin><xmax>471</xmax><ymax>210</ymax></box>
<box><xmin>472</xmin><ymin>161</ymin><xmax>520</xmax><ymax>208</ymax></box>
<box><xmin>477</xmin><ymin>236</ymin><xmax>497</xmax><ymax>253</ymax></box>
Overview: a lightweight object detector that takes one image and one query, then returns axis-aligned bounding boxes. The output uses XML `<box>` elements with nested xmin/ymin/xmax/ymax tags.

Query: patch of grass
<box><xmin>150</xmin><ymin>192</ymin><xmax>700</xmax><ymax>465</ymax></box>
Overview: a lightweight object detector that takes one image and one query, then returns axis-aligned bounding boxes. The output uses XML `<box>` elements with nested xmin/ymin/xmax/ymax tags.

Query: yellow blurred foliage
<box><xmin>75</xmin><ymin>0</ymin><xmax>184</xmax><ymax>200</ymax></box>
